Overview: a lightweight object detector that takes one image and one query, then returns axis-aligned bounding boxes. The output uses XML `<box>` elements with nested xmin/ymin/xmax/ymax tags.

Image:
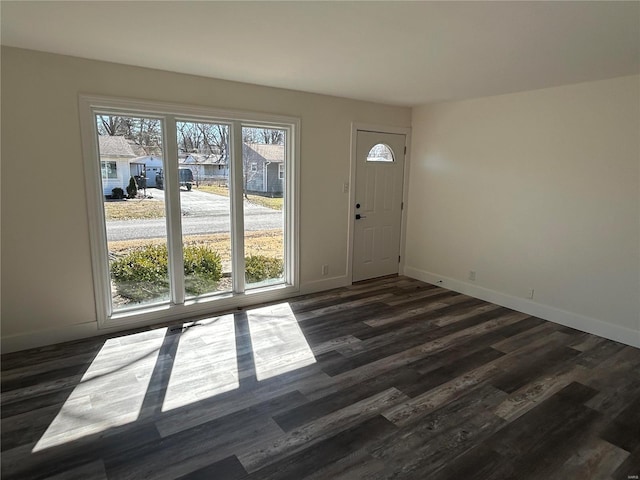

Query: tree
<box><xmin>126</xmin><ymin>176</ymin><xmax>138</xmax><ymax>199</ymax></box>
<box><xmin>96</xmin><ymin>115</ymin><xmax>162</xmax><ymax>155</ymax></box>
<box><xmin>176</xmin><ymin>122</ymin><xmax>228</xmax><ymax>157</ymax></box>
<box><xmin>242</xmin><ymin>127</ymin><xmax>284</xmax><ymax>145</ymax></box>
<box><xmin>97</xmin><ymin>115</ymin><xmax>126</xmax><ymax>136</ymax></box>
<box><xmin>176</xmin><ymin>122</ymin><xmax>230</xmax><ymax>186</ymax></box>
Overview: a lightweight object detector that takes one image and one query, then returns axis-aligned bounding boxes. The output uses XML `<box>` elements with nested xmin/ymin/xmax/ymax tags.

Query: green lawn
<box><xmin>104</xmin><ymin>186</ymin><xmax>282</xmax><ymax>221</ymax></box>
<box><xmin>104</xmin><ymin>199</ymin><xmax>165</xmax><ymax>220</ymax></box>
<box><xmin>197</xmin><ymin>185</ymin><xmax>283</xmax><ymax>210</ymax></box>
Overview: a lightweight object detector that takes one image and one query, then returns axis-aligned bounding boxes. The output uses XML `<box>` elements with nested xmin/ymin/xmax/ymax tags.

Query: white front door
<box><xmin>353</xmin><ymin>130</ymin><xmax>406</xmax><ymax>282</ymax></box>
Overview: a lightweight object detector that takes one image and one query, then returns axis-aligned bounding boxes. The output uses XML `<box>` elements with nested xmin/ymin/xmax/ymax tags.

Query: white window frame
<box><xmin>79</xmin><ymin>94</ymin><xmax>300</xmax><ymax>330</ymax></box>
<box><xmin>278</xmin><ymin>163</ymin><xmax>285</xmax><ymax>179</ymax></box>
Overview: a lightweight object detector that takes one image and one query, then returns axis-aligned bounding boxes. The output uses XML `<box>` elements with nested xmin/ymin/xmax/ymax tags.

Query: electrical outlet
<box><xmin>469</xmin><ymin>270</ymin><xmax>476</xmax><ymax>281</ymax></box>
<box><xmin>322</xmin><ymin>264</ymin><xmax>329</xmax><ymax>276</ymax></box>
<box><xmin>527</xmin><ymin>288</ymin><xmax>535</xmax><ymax>299</ymax></box>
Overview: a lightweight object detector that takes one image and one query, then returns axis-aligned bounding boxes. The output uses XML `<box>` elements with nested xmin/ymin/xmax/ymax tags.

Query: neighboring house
<box><xmin>243</xmin><ymin>143</ymin><xmax>284</xmax><ymax>195</ymax></box>
<box><xmin>179</xmin><ymin>153</ymin><xmax>228</xmax><ymax>183</ymax></box>
<box><xmin>99</xmin><ymin>138</ymin><xmax>282</xmax><ymax>194</ymax></box>
<box><xmin>130</xmin><ymin>156</ymin><xmax>163</xmax><ymax>188</ymax></box>
<box><xmin>99</xmin><ymin>136</ymin><xmax>166</xmax><ymax>194</ymax></box>
<box><xmin>98</xmin><ymin>136</ymin><xmax>137</xmax><ymax>196</ymax></box>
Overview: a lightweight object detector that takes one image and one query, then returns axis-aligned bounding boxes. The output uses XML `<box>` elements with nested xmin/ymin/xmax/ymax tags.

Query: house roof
<box><xmin>180</xmin><ymin>153</ymin><xmax>226</xmax><ymax>165</ymax></box>
<box><xmin>243</xmin><ymin>143</ymin><xmax>284</xmax><ymax>164</ymax></box>
<box><xmin>102</xmin><ymin>143</ymin><xmax>283</xmax><ymax>164</ymax></box>
<box><xmin>131</xmin><ymin>155</ymin><xmax>163</xmax><ymax>166</ymax></box>
<box><xmin>179</xmin><ymin>145</ymin><xmax>283</xmax><ymax>165</ymax></box>
<box><xmin>98</xmin><ymin>136</ymin><xmax>137</xmax><ymax>157</ymax></box>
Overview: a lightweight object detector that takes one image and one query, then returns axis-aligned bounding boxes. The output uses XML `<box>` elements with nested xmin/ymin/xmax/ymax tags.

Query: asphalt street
<box><xmin>107</xmin><ymin>188</ymin><xmax>283</xmax><ymax>241</ymax></box>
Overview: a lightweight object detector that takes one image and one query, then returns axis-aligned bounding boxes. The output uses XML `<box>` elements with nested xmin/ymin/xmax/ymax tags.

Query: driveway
<box><xmin>107</xmin><ymin>188</ymin><xmax>282</xmax><ymax>241</ymax></box>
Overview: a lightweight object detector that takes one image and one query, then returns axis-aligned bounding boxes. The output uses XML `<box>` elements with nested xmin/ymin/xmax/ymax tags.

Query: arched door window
<box><xmin>366</xmin><ymin>143</ymin><xmax>394</xmax><ymax>162</ymax></box>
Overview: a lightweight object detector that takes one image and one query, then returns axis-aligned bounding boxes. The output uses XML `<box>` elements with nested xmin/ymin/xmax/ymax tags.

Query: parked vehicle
<box><xmin>155</xmin><ymin>168</ymin><xmax>194</xmax><ymax>191</ymax></box>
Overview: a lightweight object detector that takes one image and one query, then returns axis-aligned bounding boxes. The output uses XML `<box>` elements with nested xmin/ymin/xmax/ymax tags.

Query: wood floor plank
<box><xmin>400</xmin><ymin>346</ymin><xmax>505</xmax><ymax>397</ymax></box>
<box><xmin>428</xmin><ymin>444</ymin><xmax>514</xmax><ymax>480</ymax></box>
<box><xmin>612</xmin><ymin>446</ymin><xmax>640</xmax><ymax>480</ymax></box>
<box><xmin>2</xmin><ymin>276</ymin><xmax>638</xmax><ymax>480</ymax></box>
<box><xmin>490</xmin><ymin>344</ymin><xmax>581</xmax><ymax>394</ymax></box>
<box><xmin>155</xmin><ymin>389</ymin><xmax>307</xmax><ymax>438</ymax></box>
<box><xmin>492</xmin><ymin>362</ymin><xmax>589</xmax><ymax>422</ymax></box>
<box><xmin>487</xmin><ymin>383</ymin><xmax>600</xmax><ymax>471</ymax></box>
<box><xmin>174</xmin><ymin>455</ymin><xmax>247</xmax><ymax>480</ymax></box>
<box><xmin>368</xmin><ymin>383</ymin><xmax>507</xmax><ymax>458</ymax></box>
<box><xmin>599</xmin><ymin>396</ymin><xmax>640</xmax><ymax>453</ymax></box>
<box><xmin>491</xmin><ymin>320</ymin><xmax>562</xmax><ymax>353</ymax></box>
<box><xmin>238</xmin><ymin>387</ymin><xmax>408</xmax><ymax>473</ymax></box>
<box><xmin>382</xmin><ymin>361</ymin><xmax>503</xmax><ymax>426</ymax></box>
<box><xmin>41</xmin><ymin>459</ymin><xmax>108</xmax><ymax>480</ymax></box>
<box><xmin>104</xmin><ymin>412</ymin><xmax>283</xmax><ymax>480</ymax></box>
<box><xmin>549</xmin><ymin>437</ymin><xmax>629</xmax><ymax>480</ymax></box>
<box><xmin>299</xmin><ymin>448</ymin><xmax>387</xmax><ymax>480</ymax></box>
<box><xmin>374</xmin><ymin>409</ymin><xmax>506</xmax><ymax>479</ymax></box>
<box><xmin>245</xmin><ymin>416</ymin><xmax>396</xmax><ymax>480</ymax></box>
<box><xmin>272</xmin><ymin>368</ymin><xmax>421</xmax><ymax>432</ymax></box>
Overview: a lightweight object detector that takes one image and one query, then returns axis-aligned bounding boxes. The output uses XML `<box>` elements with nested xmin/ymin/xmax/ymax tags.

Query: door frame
<box><xmin>348</xmin><ymin>122</ymin><xmax>412</xmax><ymax>283</ymax></box>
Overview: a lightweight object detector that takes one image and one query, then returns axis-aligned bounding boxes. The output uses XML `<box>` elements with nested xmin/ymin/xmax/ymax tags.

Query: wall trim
<box><xmin>1</xmin><ymin>322</ymin><xmax>100</xmax><ymax>354</ymax></box>
<box><xmin>11</xmin><ymin>268</ymin><xmax>635</xmax><ymax>353</ymax></box>
<box><xmin>1</xmin><ymin>277</ymin><xmax>351</xmax><ymax>354</ymax></box>
<box><xmin>403</xmin><ymin>266</ymin><xmax>640</xmax><ymax>349</ymax></box>
<box><xmin>299</xmin><ymin>275</ymin><xmax>351</xmax><ymax>295</ymax></box>
<box><xmin>2</xmin><ymin>286</ymin><xmax>300</xmax><ymax>353</ymax></box>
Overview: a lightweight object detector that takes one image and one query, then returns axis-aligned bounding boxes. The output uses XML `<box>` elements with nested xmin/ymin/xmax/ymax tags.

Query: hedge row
<box><xmin>111</xmin><ymin>245</ymin><xmax>283</xmax><ymax>302</ymax></box>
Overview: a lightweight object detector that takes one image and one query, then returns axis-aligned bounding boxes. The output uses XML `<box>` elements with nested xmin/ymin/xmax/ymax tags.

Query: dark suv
<box><xmin>155</xmin><ymin>168</ymin><xmax>194</xmax><ymax>191</ymax></box>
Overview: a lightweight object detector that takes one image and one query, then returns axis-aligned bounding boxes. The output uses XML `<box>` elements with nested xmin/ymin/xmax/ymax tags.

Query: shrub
<box><xmin>111</xmin><ymin>244</ymin><xmax>222</xmax><ymax>302</ymax></box>
<box><xmin>184</xmin><ymin>245</ymin><xmax>223</xmax><ymax>295</ymax></box>
<box><xmin>126</xmin><ymin>176</ymin><xmax>138</xmax><ymax>199</ymax></box>
<box><xmin>111</xmin><ymin>187</ymin><xmax>125</xmax><ymax>199</ymax></box>
<box><xmin>245</xmin><ymin>255</ymin><xmax>284</xmax><ymax>283</ymax></box>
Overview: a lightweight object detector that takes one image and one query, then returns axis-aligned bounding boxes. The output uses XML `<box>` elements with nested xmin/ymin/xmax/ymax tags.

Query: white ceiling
<box><xmin>2</xmin><ymin>1</ymin><xmax>639</xmax><ymax>106</ymax></box>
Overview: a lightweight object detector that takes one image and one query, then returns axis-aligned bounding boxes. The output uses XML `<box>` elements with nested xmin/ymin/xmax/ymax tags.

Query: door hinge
<box><xmin>404</xmin><ymin>146</ymin><xmax>407</xmax><ymax>155</ymax></box>
<box><xmin>398</xmin><ymin>255</ymin><xmax>401</xmax><ymax>263</ymax></box>
<box><xmin>401</xmin><ymin>202</ymin><xmax>404</xmax><ymax>210</ymax></box>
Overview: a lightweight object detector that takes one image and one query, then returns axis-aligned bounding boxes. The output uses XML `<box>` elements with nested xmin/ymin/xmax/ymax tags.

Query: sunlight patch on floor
<box><xmin>33</xmin><ymin>328</ymin><xmax>167</xmax><ymax>452</ymax></box>
<box><xmin>34</xmin><ymin>305</ymin><xmax>314</xmax><ymax>451</ymax></box>
<box><xmin>161</xmin><ymin>314</ymin><xmax>239</xmax><ymax>412</ymax></box>
<box><xmin>247</xmin><ymin>303</ymin><xmax>316</xmax><ymax>381</ymax></box>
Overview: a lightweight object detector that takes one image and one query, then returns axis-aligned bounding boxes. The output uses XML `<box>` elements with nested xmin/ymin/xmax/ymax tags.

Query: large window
<box><xmin>80</xmin><ymin>96</ymin><xmax>298</xmax><ymax>327</ymax></box>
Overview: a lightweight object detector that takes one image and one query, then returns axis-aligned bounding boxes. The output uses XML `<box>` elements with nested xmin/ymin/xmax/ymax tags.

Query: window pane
<box><xmin>367</xmin><ymin>143</ymin><xmax>394</xmax><ymax>162</ymax></box>
<box><xmin>176</xmin><ymin>121</ymin><xmax>232</xmax><ymax>297</ymax></box>
<box><xmin>96</xmin><ymin>114</ymin><xmax>169</xmax><ymax>311</ymax></box>
<box><xmin>242</xmin><ymin>127</ymin><xmax>285</xmax><ymax>289</ymax></box>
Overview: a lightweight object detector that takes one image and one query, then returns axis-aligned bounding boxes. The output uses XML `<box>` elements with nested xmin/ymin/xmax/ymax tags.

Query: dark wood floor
<box><xmin>2</xmin><ymin>276</ymin><xmax>639</xmax><ymax>480</ymax></box>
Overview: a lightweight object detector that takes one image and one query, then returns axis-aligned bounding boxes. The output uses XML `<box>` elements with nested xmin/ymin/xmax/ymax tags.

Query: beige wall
<box><xmin>3</xmin><ymin>47</ymin><xmax>638</xmax><ymax>351</ymax></box>
<box><xmin>1</xmin><ymin>47</ymin><xmax>411</xmax><ymax>350</ymax></box>
<box><xmin>405</xmin><ymin>75</ymin><xmax>640</xmax><ymax>346</ymax></box>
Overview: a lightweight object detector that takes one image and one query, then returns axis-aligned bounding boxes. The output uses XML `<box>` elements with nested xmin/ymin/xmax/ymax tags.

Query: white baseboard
<box><xmin>1</xmin><ymin>322</ymin><xmax>100</xmax><ymax>354</ymax></box>
<box><xmin>10</xmin><ymin>270</ymin><xmax>633</xmax><ymax>353</ymax></box>
<box><xmin>403</xmin><ymin>266</ymin><xmax>640</xmax><ymax>349</ymax></box>
<box><xmin>1</xmin><ymin>276</ymin><xmax>353</xmax><ymax>354</ymax></box>
<box><xmin>299</xmin><ymin>275</ymin><xmax>351</xmax><ymax>295</ymax></box>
